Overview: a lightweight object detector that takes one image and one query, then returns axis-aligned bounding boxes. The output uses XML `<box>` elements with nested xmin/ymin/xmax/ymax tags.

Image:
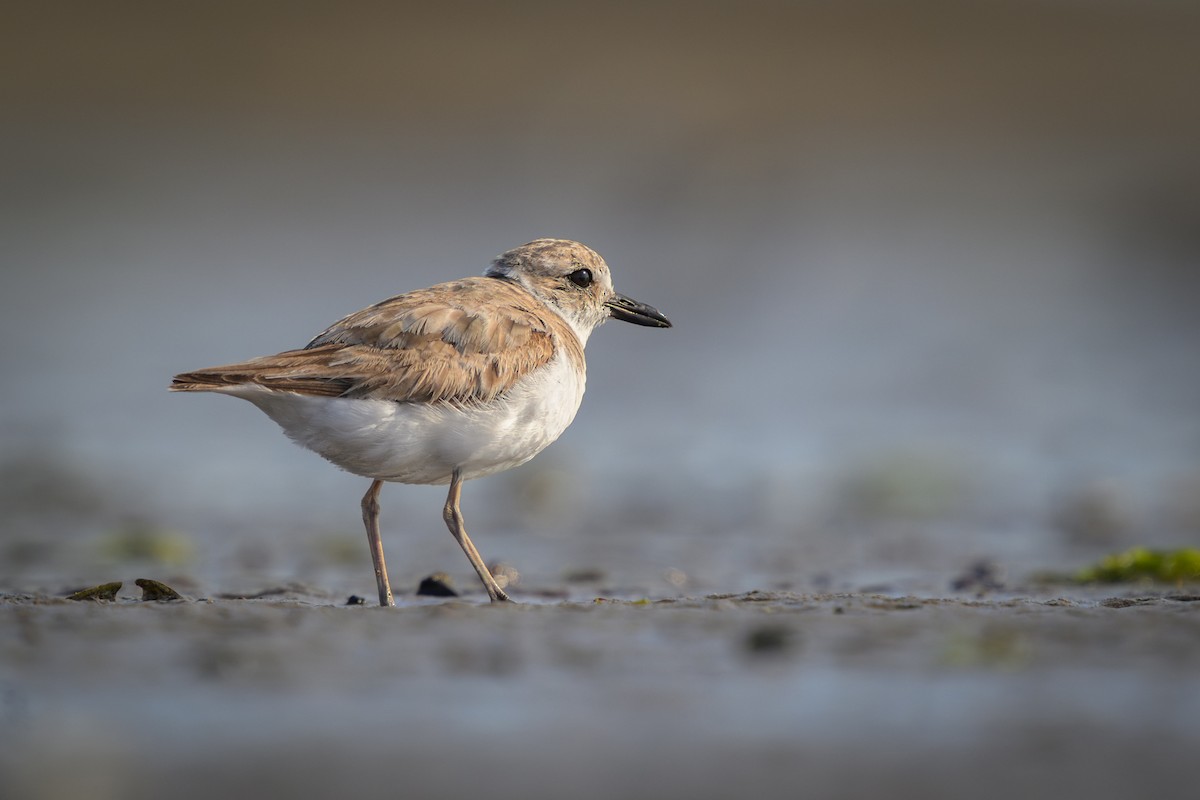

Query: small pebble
<box><xmin>743</xmin><ymin>624</ymin><xmax>795</xmax><ymax>656</ymax></box>
<box><xmin>950</xmin><ymin>560</ymin><xmax>1005</xmax><ymax>593</ymax></box>
<box><xmin>345</xmin><ymin>595</ymin><xmax>366</xmax><ymax>606</ymax></box>
<box><xmin>417</xmin><ymin>573</ymin><xmax>459</xmax><ymax>597</ymax></box>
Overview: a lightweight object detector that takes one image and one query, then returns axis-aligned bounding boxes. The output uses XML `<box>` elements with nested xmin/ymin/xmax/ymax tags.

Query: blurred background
<box><xmin>2</xmin><ymin>0</ymin><xmax>1199</xmax><ymax>595</ymax></box>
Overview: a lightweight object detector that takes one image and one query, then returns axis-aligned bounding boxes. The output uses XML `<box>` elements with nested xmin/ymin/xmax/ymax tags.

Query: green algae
<box><xmin>1075</xmin><ymin>547</ymin><xmax>1200</xmax><ymax>584</ymax></box>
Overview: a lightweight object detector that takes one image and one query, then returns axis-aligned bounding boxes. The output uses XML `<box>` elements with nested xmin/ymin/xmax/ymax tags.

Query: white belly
<box><xmin>227</xmin><ymin>351</ymin><xmax>586</xmax><ymax>484</ymax></box>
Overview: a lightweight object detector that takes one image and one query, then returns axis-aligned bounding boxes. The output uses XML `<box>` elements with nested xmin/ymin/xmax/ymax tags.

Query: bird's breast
<box><xmin>244</xmin><ymin>347</ymin><xmax>587</xmax><ymax>484</ymax></box>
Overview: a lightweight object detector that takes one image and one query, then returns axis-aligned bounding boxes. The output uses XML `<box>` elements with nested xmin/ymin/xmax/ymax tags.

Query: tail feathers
<box><xmin>170</xmin><ymin>370</ymin><xmax>241</xmax><ymax>392</ymax></box>
<box><xmin>170</xmin><ymin>361</ymin><xmax>351</xmax><ymax>397</ymax></box>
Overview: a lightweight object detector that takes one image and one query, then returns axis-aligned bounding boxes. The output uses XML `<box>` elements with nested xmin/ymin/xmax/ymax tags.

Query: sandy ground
<box><xmin>2</xmin><ymin>585</ymin><xmax>1198</xmax><ymax>800</ymax></box>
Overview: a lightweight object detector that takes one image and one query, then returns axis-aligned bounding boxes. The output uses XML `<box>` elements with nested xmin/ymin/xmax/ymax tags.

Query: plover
<box><xmin>171</xmin><ymin>239</ymin><xmax>671</xmax><ymax>605</ymax></box>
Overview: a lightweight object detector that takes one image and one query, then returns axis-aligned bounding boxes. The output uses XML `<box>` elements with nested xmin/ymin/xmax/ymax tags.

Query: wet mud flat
<box><xmin>1</xmin><ymin>588</ymin><xmax>1198</xmax><ymax>800</ymax></box>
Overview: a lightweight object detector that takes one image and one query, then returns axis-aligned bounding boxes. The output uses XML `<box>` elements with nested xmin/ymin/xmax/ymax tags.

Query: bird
<box><xmin>171</xmin><ymin>238</ymin><xmax>671</xmax><ymax>605</ymax></box>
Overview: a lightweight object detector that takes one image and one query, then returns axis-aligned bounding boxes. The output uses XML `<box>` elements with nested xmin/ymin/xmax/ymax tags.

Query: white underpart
<box><xmin>217</xmin><ymin>348</ymin><xmax>586</xmax><ymax>485</ymax></box>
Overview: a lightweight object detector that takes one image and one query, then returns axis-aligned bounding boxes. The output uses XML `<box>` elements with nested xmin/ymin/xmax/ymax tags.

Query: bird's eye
<box><xmin>568</xmin><ymin>268</ymin><xmax>593</xmax><ymax>288</ymax></box>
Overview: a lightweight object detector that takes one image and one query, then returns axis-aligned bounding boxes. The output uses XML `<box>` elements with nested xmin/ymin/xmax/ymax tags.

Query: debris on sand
<box><xmin>66</xmin><ymin>582</ymin><xmax>122</xmax><ymax>601</ymax></box>
<box><xmin>950</xmin><ymin>560</ymin><xmax>1005</xmax><ymax>593</ymax></box>
<box><xmin>136</xmin><ymin>578</ymin><xmax>184</xmax><ymax>601</ymax></box>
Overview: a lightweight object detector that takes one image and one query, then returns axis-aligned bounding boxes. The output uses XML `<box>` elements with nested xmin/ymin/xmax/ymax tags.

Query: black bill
<box><xmin>605</xmin><ymin>293</ymin><xmax>672</xmax><ymax>328</ymax></box>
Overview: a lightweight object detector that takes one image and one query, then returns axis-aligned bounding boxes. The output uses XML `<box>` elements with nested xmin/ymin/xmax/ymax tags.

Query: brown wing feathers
<box><xmin>170</xmin><ymin>278</ymin><xmax>558</xmax><ymax>405</ymax></box>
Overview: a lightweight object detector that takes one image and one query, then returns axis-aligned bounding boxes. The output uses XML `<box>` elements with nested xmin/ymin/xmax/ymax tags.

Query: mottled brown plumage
<box><xmin>171</xmin><ymin>277</ymin><xmax>569</xmax><ymax>405</ymax></box>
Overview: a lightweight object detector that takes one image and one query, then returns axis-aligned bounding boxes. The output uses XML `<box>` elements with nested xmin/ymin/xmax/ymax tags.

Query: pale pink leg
<box><xmin>361</xmin><ymin>479</ymin><xmax>395</xmax><ymax>607</ymax></box>
<box><xmin>443</xmin><ymin>468</ymin><xmax>512</xmax><ymax>602</ymax></box>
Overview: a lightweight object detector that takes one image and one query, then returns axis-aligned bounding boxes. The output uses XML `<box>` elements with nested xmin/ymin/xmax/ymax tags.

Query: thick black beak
<box><xmin>605</xmin><ymin>293</ymin><xmax>672</xmax><ymax>328</ymax></box>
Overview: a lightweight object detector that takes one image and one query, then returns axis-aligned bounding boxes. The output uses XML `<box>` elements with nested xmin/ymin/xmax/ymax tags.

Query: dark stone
<box><xmin>417</xmin><ymin>573</ymin><xmax>459</xmax><ymax>597</ymax></box>
<box><xmin>743</xmin><ymin>624</ymin><xmax>795</xmax><ymax>655</ymax></box>
<box><xmin>950</xmin><ymin>560</ymin><xmax>1005</xmax><ymax>593</ymax></box>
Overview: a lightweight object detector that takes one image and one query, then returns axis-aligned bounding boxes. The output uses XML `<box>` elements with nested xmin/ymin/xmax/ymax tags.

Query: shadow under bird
<box><xmin>171</xmin><ymin>239</ymin><xmax>671</xmax><ymax>605</ymax></box>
